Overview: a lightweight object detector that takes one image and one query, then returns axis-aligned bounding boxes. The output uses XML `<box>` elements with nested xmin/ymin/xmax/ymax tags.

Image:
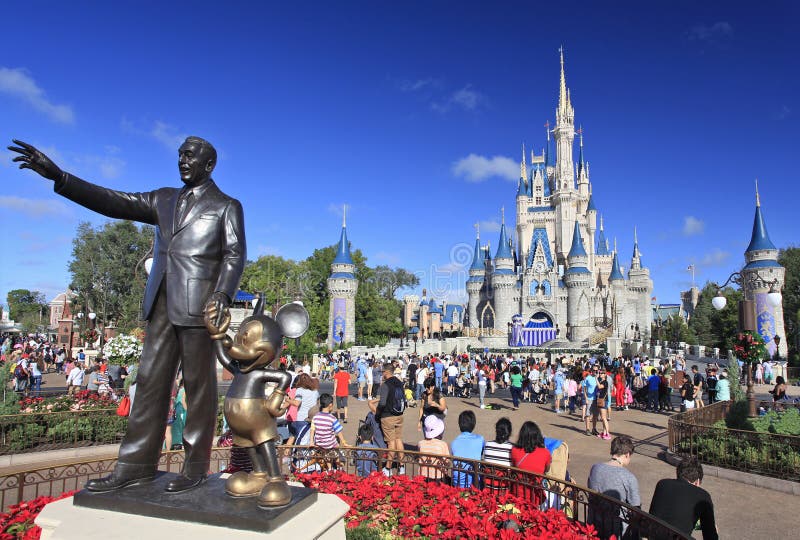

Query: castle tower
<box><xmin>627</xmin><ymin>227</ymin><xmax>654</xmax><ymax>343</ymax></box>
<box><xmin>492</xmin><ymin>210</ymin><xmax>517</xmax><ymax>330</ymax></box>
<box><xmin>466</xmin><ymin>226</ymin><xmax>486</xmax><ymax>328</ymax></box>
<box><xmin>741</xmin><ymin>182</ymin><xmax>787</xmax><ymax>358</ymax></box>
<box><xmin>608</xmin><ymin>249</ymin><xmax>626</xmax><ymax>338</ymax></box>
<box><xmin>563</xmin><ymin>220</ymin><xmax>592</xmax><ymax>341</ymax></box>
<box><xmin>552</xmin><ymin>49</ymin><xmax>578</xmax><ymax>264</ymax></box>
<box><xmin>327</xmin><ymin>208</ymin><xmax>358</xmax><ymax>348</ymax></box>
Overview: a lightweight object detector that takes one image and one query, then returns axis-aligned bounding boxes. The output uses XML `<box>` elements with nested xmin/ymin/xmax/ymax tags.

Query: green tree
<box><xmin>68</xmin><ymin>221</ymin><xmax>154</xmax><ymax>332</ymax></box>
<box><xmin>6</xmin><ymin>289</ymin><xmax>48</xmax><ymax>329</ymax></box>
<box><xmin>688</xmin><ymin>282</ymin><xmax>742</xmax><ymax>352</ymax></box>
<box><xmin>664</xmin><ymin>313</ymin><xmax>695</xmax><ymax>345</ymax></box>
<box><xmin>778</xmin><ymin>247</ymin><xmax>800</xmax><ymax>365</ymax></box>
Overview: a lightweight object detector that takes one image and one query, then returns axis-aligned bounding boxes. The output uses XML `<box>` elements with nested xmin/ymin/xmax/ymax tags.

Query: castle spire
<box><xmin>746</xmin><ymin>183</ymin><xmax>777</xmax><ymax>253</ymax></box>
<box><xmin>596</xmin><ymin>215</ymin><xmax>609</xmax><ymax>255</ymax></box>
<box><xmin>558</xmin><ymin>45</ymin><xmax>567</xmax><ymax>114</ymax></box>
<box><xmin>755</xmin><ymin>178</ymin><xmax>761</xmax><ymax>207</ymax></box>
<box><xmin>495</xmin><ymin>210</ymin><xmax>512</xmax><ymax>260</ymax></box>
<box><xmin>631</xmin><ymin>226</ymin><xmax>642</xmax><ymax>270</ymax></box>
<box><xmin>333</xmin><ymin>208</ymin><xmax>354</xmax><ymax>265</ymax></box>
<box><xmin>567</xmin><ymin>220</ymin><xmax>587</xmax><ymax>259</ymax></box>
<box><xmin>577</xmin><ymin>126</ymin><xmax>586</xmax><ymax>175</ymax></box>
<box><xmin>609</xmin><ymin>251</ymin><xmax>624</xmax><ymax>281</ymax></box>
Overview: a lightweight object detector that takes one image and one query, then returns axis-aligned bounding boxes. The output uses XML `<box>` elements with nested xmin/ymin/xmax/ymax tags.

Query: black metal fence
<box><xmin>668</xmin><ymin>400</ymin><xmax>800</xmax><ymax>481</ymax></box>
<box><xmin>0</xmin><ymin>446</ymin><xmax>687</xmax><ymax>539</ymax></box>
<box><xmin>276</xmin><ymin>445</ymin><xmax>687</xmax><ymax>540</ymax></box>
<box><xmin>0</xmin><ymin>409</ymin><xmax>126</xmax><ymax>455</ymax></box>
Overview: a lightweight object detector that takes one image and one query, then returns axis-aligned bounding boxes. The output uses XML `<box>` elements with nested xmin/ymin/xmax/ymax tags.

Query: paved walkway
<box><xmin>13</xmin><ymin>373</ymin><xmax>799</xmax><ymax>538</ymax></box>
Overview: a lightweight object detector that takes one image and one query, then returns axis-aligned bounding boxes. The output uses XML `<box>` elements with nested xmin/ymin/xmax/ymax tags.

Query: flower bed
<box><xmin>19</xmin><ymin>390</ymin><xmax>117</xmax><ymax>413</ymax></box>
<box><xmin>0</xmin><ymin>491</ymin><xmax>75</xmax><ymax>539</ymax></box>
<box><xmin>295</xmin><ymin>471</ymin><xmax>597</xmax><ymax>539</ymax></box>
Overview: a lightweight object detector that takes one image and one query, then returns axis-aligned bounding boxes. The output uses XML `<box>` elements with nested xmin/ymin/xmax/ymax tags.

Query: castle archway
<box><xmin>480</xmin><ymin>304</ymin><xmax>495</xmax><ymax>329</ymax></box>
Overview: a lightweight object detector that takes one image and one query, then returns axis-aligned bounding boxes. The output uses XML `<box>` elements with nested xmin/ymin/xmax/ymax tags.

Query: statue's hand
<box><xmin>8</xmin><ymin>139</ymin><xmax>64</xmax><ymax>181</ymax></box>
<box><xmin>204</xmin><ymin>301</ymin><xmax>231</xmax><ymax>339</ymax></box>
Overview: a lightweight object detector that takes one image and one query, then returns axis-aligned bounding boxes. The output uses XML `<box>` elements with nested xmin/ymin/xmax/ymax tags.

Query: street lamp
<box><xmin>413</xmin><ymin>333</ymin><xmax>418</xmax><ymax>354</ymax></box>
<box><xmin>338</xmin><ymin>330</ymin><xmax>344</xmax><ymax>350</ymax></box>
<box><xmin>712</xmin><ymin>273</ymin><xmax>782</xmax><ymax>417</ymax></box>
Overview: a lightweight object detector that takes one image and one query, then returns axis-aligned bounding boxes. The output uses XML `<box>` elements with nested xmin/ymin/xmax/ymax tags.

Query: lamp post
<box><xmin>413</xmin><ymin>333</ymin><xmax>418</xmax><ymax>354</ymax></box>
<box><xmin>338</xmin><ymin>330</ymin><xmax>344</xmax><ymax>350</ymax></box>
<box><xmin>712</xmin><ymin>273</ymin><xmax>782</xmax><ymax>417</ymax></box>
<box><xmin>773</xmin><ymin>335</ymin><xmax>781</xmax><ymax>362</ymax></box>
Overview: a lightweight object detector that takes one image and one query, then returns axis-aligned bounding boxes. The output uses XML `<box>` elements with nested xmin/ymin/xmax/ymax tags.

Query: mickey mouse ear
<box><xmin>275</xmin><ymin>301</ymin><xmax>310</xmax><ymax>339</ymax></box>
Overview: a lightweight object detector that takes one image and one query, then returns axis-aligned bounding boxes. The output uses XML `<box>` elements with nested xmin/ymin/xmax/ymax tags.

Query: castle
<box><xmin>465</xmin><ymin>51</ymin><xmax>653</xmax><ymax>349</ymax></box>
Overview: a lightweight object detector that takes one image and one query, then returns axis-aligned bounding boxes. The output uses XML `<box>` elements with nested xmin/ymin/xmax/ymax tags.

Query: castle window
<box><xmin>542</xmin><ymin>280</ymin><xmax>552</xmax><ymax>297</ymax></box>
<box><xmin>536</xmin><ymin>185</ymin><xmax>542</xmax><ymax>193</ymax></box>
<box><xmin>530</xmin><ymin>280</ymin><xmax>539</xmax><ymax>296</ymax></box>
<box><xmin>535</xmin><ymin>197</ymin><xmax>542</xmax><ymax>204</ymax></box>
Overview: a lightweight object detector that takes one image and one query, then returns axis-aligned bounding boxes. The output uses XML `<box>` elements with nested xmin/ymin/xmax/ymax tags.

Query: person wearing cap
<box><xmin>417</xmin><ymin>415</ymin><xmax>449</xmax><ymax>481</ymax></box>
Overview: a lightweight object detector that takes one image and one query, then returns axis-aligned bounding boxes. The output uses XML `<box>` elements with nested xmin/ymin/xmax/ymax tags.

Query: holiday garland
<box><xmin>732</xmin><ymin>331</ymin><xmax>767</xmax><ymax>364</ymax></box>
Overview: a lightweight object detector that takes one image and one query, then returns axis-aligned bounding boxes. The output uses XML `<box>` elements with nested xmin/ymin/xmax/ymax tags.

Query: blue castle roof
<box><xmin>587</xmin><ymin>195</ymin><xmax>596</xmax><ymax>212</ymax></box>
<box><xmin>332</xmin><ymin>226</ymin><xmax>354</xmax><ymax>265</ymax></box>
<box><xmin>567</xmin><ymin>221</ymin><xmax>587</xmax><ymax>259</ymax></box>
<box><xmin>428</xmin><ymin>299</ymin><xmax>442</xmax><ymax>314</ymax></box>
<box><xmin>746</xmin><ymin>204</ymin><xmax>777</xmax><ymax>253</ymax></box>
<box><xmin>596</xmin><ymin>227</ymin><xmax>610</xmax><ymax>256</ymax></box>
<box><xmin>609</xmin><ymin>252</ymin><xmax>624</xmax><ymax>281</ymax></box>
<box><xmin>526</xmin><ymin>228</ymin><xmax>554</xmax><ymax>268</ymax></box>
<box><xmin>495</xmin><ymin>223</ymin><xmax>513</xmax><ymax>260</ymax></box>
<box><xmin>470</xmin><ymin>237</ymin><xmax>485</xmax><ymax>271</ymax></box>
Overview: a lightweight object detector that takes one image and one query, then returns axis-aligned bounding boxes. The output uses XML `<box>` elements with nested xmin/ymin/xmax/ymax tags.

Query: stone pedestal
<box><xmin>36</xmin><ymin>474</ymin><xmax>348</xmax><ymax>540</ymax></box>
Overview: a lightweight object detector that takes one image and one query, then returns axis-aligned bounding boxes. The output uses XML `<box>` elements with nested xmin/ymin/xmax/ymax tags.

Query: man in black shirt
<box><xmin>649</xmin><ymin>457</ymin><xmax>718</xmax><ymax>540</ymax></box>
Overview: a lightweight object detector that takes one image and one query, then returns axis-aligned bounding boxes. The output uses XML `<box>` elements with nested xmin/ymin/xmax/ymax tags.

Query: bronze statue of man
<box><xmin>8</xmin><ymin>137</ymin><xmax>246</xmax><ymax>493</ymax></box>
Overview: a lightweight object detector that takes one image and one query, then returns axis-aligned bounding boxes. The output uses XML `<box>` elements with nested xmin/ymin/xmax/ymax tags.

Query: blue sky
<box><xmin>1</xmin><ymin>1</ymin><xmax>798</xmax><ymax>312</ymax></box>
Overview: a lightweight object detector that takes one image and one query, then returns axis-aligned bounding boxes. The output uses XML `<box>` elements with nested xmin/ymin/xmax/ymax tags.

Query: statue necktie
<box><xmin>177</xmin><ymin>190</ymin><xmax>194</xmax><ymax>224</ymax></box>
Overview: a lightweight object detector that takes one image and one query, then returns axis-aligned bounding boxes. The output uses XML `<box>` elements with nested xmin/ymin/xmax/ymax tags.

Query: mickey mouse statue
<box><xmin>204</xmin><ymin>295</ymin><xmax>309</xmax><ymax>508</ymax></box>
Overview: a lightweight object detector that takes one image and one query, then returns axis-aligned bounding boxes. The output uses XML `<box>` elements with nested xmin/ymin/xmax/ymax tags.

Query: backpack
<box><xmin>386</xmin><ymin>379</ymin><xmax>406</xmax><ymax>415</ymax></box>
<box><xmin>14</xmin><ymin>363</ymin><xmax>27</xmax><ymax>380</ymax></box>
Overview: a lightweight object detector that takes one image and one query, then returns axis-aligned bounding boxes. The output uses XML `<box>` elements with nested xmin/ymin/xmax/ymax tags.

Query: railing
<box><xmin>0</xmin><ymin>409</ymin><xmax>126</xmax><ymax>455</ymax></box>
<box><xmin>0</xmin><ymin>448</ymin><xmax>231</xmax><ymax>512</ymax></box>
<box><xmin>0</xmin><ymin>446</ymin><xmax>686</xmax><ymax>539</ymax></box>
<box><xmin>276</xmin><ymin>446</ymin><xmax>687</xmax><ymax>540</ymax></box>
<box><xmin>668</xmin><ymin>400</ymin><xmax>800</xmax><ymax>481</ymax></box>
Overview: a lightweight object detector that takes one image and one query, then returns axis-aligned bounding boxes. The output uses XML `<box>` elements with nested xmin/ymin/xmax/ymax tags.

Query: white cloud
<box><xmin>452</xmin><ymin>154</ymin><xmax>517</xmax><ymax>183</ymax></box>
<box><xmin>0</xmin><ymin>67</ymin><xmax>74</xmax><ymax>124</ymax></box>
<box><xmin>432</xmin><ymin>84</ymin><xmax>484</xmax><ymax>113</ymax></box>
<box><xmin>687</xmin><ymin>22</ymin><xmax>733</xmax><ymax>43</ymax></box>
<box><xmin>399</xmin><ymin>78</ymin><xmax>440</xmax><ymax>92</ymax></box>
<box><xmin>479</xmin><ymin>220</ymin><xmax>502</xmax><ymax>234</ymax></box>
<box><xmin>150</xmin><ymin>121</ymin><xmax>186</xmax><ymax>150</ymax></box>
<box><xmin>0</xmin><ymin>196</ymin><xmax>71</xmax><ymax>218</ymax></box>
<box><xmin>682</xmin><ymin>216</ymin><xmax>705</xmax><ymax>236</ymax></box>
<box><xmin>121</xmin><ymin>118</ymin><xmax>186</xmax><ymax>151</ymax></box>
<box><xmin>443</xmin><ymin>288</ymin><xmax>468</xmax><ymax>304</ymax></box>
<box><xmin>327</xmin><ymin>203</ymin><xmax>348</xmax><ymax>219</ymax></box>
<box><xmin>699</xmin><ymin>248</ymin><xmax>730</xmax><ymax>267</ymax></box>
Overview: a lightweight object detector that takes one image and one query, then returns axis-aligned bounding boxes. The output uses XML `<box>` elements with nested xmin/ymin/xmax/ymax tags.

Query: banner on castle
<box><xmin>755</xmin><ymin>292</ymin><xmax>777</xmax><ymax>356</ymax></box>
<box><xmin>333</xmin><ymin>298</ymin><xmax>346</xmax><ymax>343</ymax></box>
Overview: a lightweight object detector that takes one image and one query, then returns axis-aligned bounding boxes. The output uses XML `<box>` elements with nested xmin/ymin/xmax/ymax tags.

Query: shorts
<box><xmin>357</xmin><ymin>379</ymin><xmax>366</xmax><ymax>388</ymax></box>
<box><xmin>336</xmin><ymin>396</ymin><xmax>348</xmax><ymax>408</ymax></box>
<box><xmin>447</xmin><ymin>376</ymin><xmax>457</xmax><ymax>386</ymax></box>
<box><xmin>380</xmin><ymin>415</ymin><xmax>403</xmax><ymax>442</ymax></box>
<box><xmin>587</xmin><ymin>399</ymin><xmax>598</xmax><ymax>415</ymax></box>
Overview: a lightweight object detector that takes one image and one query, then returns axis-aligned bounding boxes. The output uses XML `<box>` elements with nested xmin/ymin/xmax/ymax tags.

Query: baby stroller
<box><xmin>455</xmin><ymin>376</ymin><xmax>471</xmax><ymax>398</ymax></box>
<box><xmin>404</xmin><ymin>387</ymin><xmax>417</xmax><ymax>408</ymax></box>
<box><xmin>631</xmin><ymin>386</ymin><xmax>649</xmax><ymax>410</ymax></box>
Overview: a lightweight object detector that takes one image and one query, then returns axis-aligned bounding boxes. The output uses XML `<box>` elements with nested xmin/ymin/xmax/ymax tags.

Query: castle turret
<box><xmin>492</xmin><ymin>210</ymin><xmax>517</xmax><ymax>330</ymax></box>
<box><xmin>741</xmin><ymin>181</ymin><xmax>786</xmax><ymax>357</ymax></box>
<box><xmin>466</xmin><ymin>227</ymin><xmax>486</xmax><ymax>328</ymax></box>
<box><xmin>627</xmin><ymin>227</ymin><xmax>653</xmax><ymax>344</ymax></box>
<box><xmin>563</xmin><ymin>220</ymin><xmax>591</xmax><ymax>341</ymax></box>
<box><xmin>327</xmin><ymin>208</ymin><xmax>358</xmax><ymax>347</ymax></box>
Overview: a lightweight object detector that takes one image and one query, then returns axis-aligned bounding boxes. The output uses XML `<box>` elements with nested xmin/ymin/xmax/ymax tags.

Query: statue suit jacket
<box><xmin>54</xmin><ymin>174</ymin><xmax>246</xmax><ymax>326</ymax></box>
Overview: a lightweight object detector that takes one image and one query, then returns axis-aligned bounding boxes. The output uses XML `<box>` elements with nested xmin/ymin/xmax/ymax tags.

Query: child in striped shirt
<box><xmin>309</xmin><ymin>393</ymin><xmax>347</xmax><ymax>449</ymax></box>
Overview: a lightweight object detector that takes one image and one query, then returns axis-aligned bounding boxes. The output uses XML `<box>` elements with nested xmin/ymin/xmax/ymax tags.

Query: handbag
<box><xmin>116</xmin><ymin>395</ymin><xmax>131</xmax><ymax>417</ymax></box>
